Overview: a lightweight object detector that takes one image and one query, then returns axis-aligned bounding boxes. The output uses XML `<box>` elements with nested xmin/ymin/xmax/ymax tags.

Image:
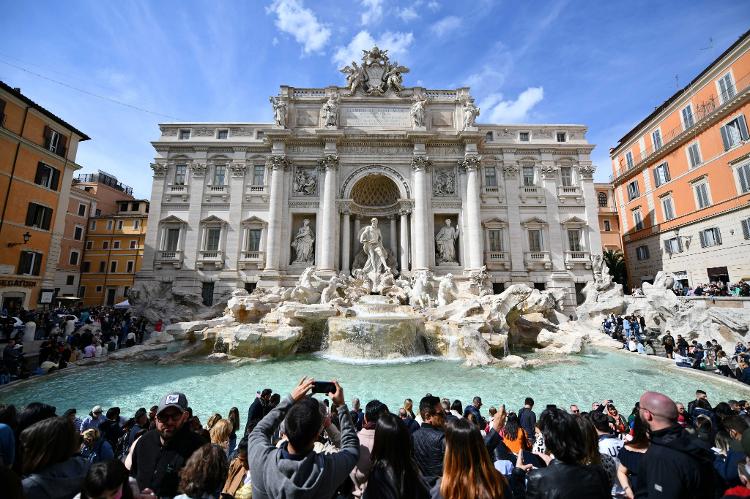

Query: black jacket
<box><xmin>634</xmin><ymin>424</ymin><xmax>719</xmax><ymax>499</ymax></box>
<box><xmin>245</xmin><ymin>398</ymin><xmax>266</xmax><ymax>434</ymax></box>
<box><xmin>130</xmin><ymin>424</ymin><xmax>206</xmax><ymax>497</ymax></box>
<box><xmin>525</xmin><ymin>459</ymin><xmax>610</xmax><ymax>498</ymax></box>
<box><xmin>363</xmin><ymin>464</ymin><xmax>430</xmax><ymax>499</ymax></box>
<box><xmin>412</xmin><ymin>423</ymin><xmax>445</xmax><ymax>487</ymax></box>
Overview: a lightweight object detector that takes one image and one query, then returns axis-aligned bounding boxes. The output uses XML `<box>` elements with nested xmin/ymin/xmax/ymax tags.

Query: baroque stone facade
<box><xmin>138</xmin><ymin>47</ymin><xmax>602</xmax><ymax>310</ymax></box>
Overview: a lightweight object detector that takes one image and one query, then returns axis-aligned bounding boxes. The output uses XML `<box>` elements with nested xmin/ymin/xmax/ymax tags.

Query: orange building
<box><xmin>610</xmin><ymin>30</ymin><xmax>750</xmax><ymax>290</ymax></box>
<box><xmin>54</xmin><ymin>171</ymin><xmax>135</xmax><ymax>302</ymax></box>
<box><xmin>595</xmin><ymin>183</ymin><xmax>622</xmax><ymax>252</ymax></box>
<box><xmin>0</xmin><ymin>82</ymin><xmax>89</xmax><ymax>313</ymax></box>
<box><xmin>79</xmin><ymin>200</ymin><xmax>148</xmax><ymax>306</ymax></box>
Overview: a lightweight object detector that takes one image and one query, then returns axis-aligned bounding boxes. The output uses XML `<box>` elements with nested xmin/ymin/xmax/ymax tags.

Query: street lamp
<box><xmin>7</xmin><ymin>232</ymin><xmax>31</xmax><ymax>248</ymax></box>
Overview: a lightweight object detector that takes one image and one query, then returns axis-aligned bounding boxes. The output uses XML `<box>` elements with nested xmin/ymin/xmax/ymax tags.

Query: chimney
<box><xmin>13</xmin><ymin>87</ymin><xmax>21</xmax><ymax>93</ymax></box>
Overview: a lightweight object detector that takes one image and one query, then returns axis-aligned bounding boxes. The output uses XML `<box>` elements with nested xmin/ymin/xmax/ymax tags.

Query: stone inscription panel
<box><xmin>341</xmin><ymin>106</ymin><xmax>410</xmax><ymax>128</ymax></box>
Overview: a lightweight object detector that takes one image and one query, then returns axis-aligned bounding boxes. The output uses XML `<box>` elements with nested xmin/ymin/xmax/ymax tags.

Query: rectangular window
<box><xmin>96</xmin><ymin>285</ymin><xmax>102</xmax><ymax>293</ymax></box>
<box><xmin>34</xmin><ymin>162</ymin><xmax>60</xmax><ymax>190</ymax></box>
<box><xmin>603</xmin><ymin>220</ymin><xmax>611</xmax><ymax>232</ymax></box>
<box><xmin>74</xmin><ymin>226</ymin><xmax>83</xmax><ymax>240</ymax></box>
<box><xmin>82</xmin><ymin>261</ymin><xmax>90</xmax><ymax>272</ymax></box>
<box><xmin>247</xmin><ymin>229</ymin><xmax>262</xmax><ymax>251</ymax></box>
<box><xmin>742</xmin><ymin>218</ymin><xmax>750</xmax><ymax>240</ymax></box>
<box><xmin>665</xmin><ymin>237</ymin><xmax>683</xmax><ymax>254</ymax></box>
<box><xmin>18</xmin><ymin>251</ymin><xmax>43</xmax><ymax>275</ymax></box>
<box><xmin>178</xmin><ymin>129</ymin><xmax>190</xmax><ymax>140</ymax></box>
<box><xmin>205</xmin><ymin>227</ymin><xmax>221</xmax><ymax>251</ymax></box>
<box><xmin>662</xmin><ymin>196</ymin><xmax>675</xmax><ymax>221</ymax></box>
<box><xmin>66</xmin><ymin>275</ymin><xmax>75</xmax><ymax>286</ymax></box>
<box><xmin>131</xmin><ymin>202</ymin><xmax>140</xmax><ymax>211</ymax></box>
<box><xmin>90</xmin><ymin>220</ymin><xmax>96</xmax><ymax>230</ymax></box>
<box><xmin>484</xmin><ymin>167</ymin><xmax>497</xmax><ymax>187</ymax></box>
<box><xmin>627</xmin><ymin>181</ymin><xmax>640</xmax><ymax>200</ymax></box>
<box><xmin>213</xmin><ymin>165</ymin><xmax>226</xmax><ymax>186</ymax></box>
<box><xmin>217</xmin><ymin>129</ymin><xmax>228</xmax><ymax>140</ymax></box>
<box><xmin>256</xmin><ymin>131</ymin><xmax>264</xmax><ymax>139</ymax></box>
<box><xmin>202</xmin><ymin>282</ymin><xmax>215</xmax><ymax>306</ymax></box>
<box><xmin>737</xmin><ymin>162</ymin><xmax>750</xmax><ymax>193</ymax></box>
<box><xmin>69</xmin><ymin>251</ymin><xmax>79</xmax><ymax>265</ymax></box>
<box><xmin>253</xmin><ymin>165</ymin><xmax>265</xmax><ymax>185</ymax></box>
<box><xmin>625</xmin><ymin>151</ymin><xmax>634</xmax><ymax>169</ymax></box>
<box><xmin>567</xmin><ymin>229</ymin><xmax>582</xmax><ymax>252</ymax></box>
<box><xmin>681</xmin><ymin>105</ymin><xmax>694</xmax><ymax>129</ymax></box>
<box><xmin>556</xmin><ymin>132</ymin><xmax>567</xmax><ymax>142</ymax></box>
<box><xmin>633</xmin><ymin>210</ymin><xmax>644</xmax><ymax>231</ymax></box>
<box><xmin>78</xmin><ymin>286</ymin><xmax>86</xmax><ymax>297</ymax></box>
<box><xmin>95</xmin><ymin>209</ymin><xmax>101</xmax><ymax>216</ymax></box>
<box><xmin>653</xmin><ymin>162</ymin><xmax>671</xmax><ymax>187</ymax></box>
<box><xmin>120</xmin><ymin>202</ymin><xmax>129</xmax><ymax>212</ymax></box>
<box><xmin>519</xmin><ymin>132</ymin><xmax>530</xmax><ymax>142</ymax></box>
<box><xmin>719</xmin><ymin>72</ymin><xmax>736</xmax><ymax>103</ymax></box>
<box><xmin>113</xmin><ymin>241</ymin><xmax>120</xmax><ymax>249</ymax></box>
<box><xmin>687</xmin><ymin>142</ymin><xmax>702</xmax><ymax>168</ymax></box>
<box><xmin>126</xmin><ymin>261</ymin><xmax>134</xmax><ymax>273</ymax></box>
<box><xmin>25</xmin><ymin>203</ymin><xmax>53</xmax><ymax>230</ymax></box>
<box><xmin>103</xmin><ymin>241</ymin><xmax>109</xmax><ymax>249</ymax></box>
<box><xmin>652</xmin><ymin>129</ymin><xmax>663</xmax><ymax>151</ymax></box>
<box><xmin>598</xmin><ymin>192</ymin><xmax>608</xmax><ymax>207</ymax></box>
<box><xmin>522</xmin><ymin>167</ymin><xmax>535</xmax><ymax>187</ymax></box>
<box><xmin>488</xmin><ymin>229</ymin><xmax>504</xmax><ymax>252</ymax></box>
<box><xmin>85</xmin><ymin>241</ymin><xmax>92</xmax><ymax>250</ymax></box>
<box><xmin>130</xmin><ymin>240</ymin><xmax>137</xmax><ymax>249</ymax></box>
<box><xmin>636</xmin><ymin>245</ymin><xmax>650</xmax><ymax>260</ymax></box>
<box><xmin>721</xmin><ymin>115</ymin><xmax>749</xmax><ymax>151</ymax></box>
<box><xmin>528</xmin><ymin>229</ymin><xmax>543</xmax><ymax>252</ymax></box>
<box><xmin>116</xmin><ymin>220</ymin><xmax>123</xmax><ymax>230</ymax></box>
<box><xmin>44</xmin><ymin>127</ymin><xmax>66</xmax><ymax>156</ymax></box>
<box><xmin>694</xmin><ymin>181</ymin><xmax>711</xmax><ymax>209</ymax></box>
<box><xmin>165</xmin><ymin>228</ymin><xmax>180</xmax><ymax>251</ymax></box>
<box><xmin>106</xmin><ymin>220</ymin><xmax>113</xmax><ymax>231</ymax></box>
<box><xmin>174</xmin><ymin>164</ymin><xmax>187</xmax><ymax>185</ymax></box>
<box><xmin>699</xmin><ymin>227</ymin><xmax>722</xmax><ymax>247</ymax></box>
<box><xmin>560</xmin><ymin>167</ymin><xmax>573</xmax><ymax>187</ymax></box>
<box><xmin>99</xmin><ymin>261</ymin><xmax>105</xmax><ymax>273</ymax></box>
<box><xmin>77</xmin><ymin>203</ymin><xmax>86</xmax><ymax>216</ymax></box>
<box><xmin>134</xmin><ymin>220</ymin><xmax>140</xmax><ymax>230</ymax></box>
<box><xmin>110</xmin><ymin>261</ymin><xmax>117</xmax><ymax>273</ymax></box>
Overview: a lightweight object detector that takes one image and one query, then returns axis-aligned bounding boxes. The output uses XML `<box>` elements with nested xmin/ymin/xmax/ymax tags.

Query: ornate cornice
<box><xmin>318</xmin><ymin>153</ymin><xmax>339</xmax><ymax>170</ymax></box>
<box><xmin>502</xmin><ymin>163</ymin><xmax>519</xmax><ymax>177</ymax></box>
<box><xmin>190</xmin><ymin>162</ymin><xmax>207</xmax><ymax>176</ymax></box>
<box><xmin>230</xmin><ymin>162</ymin><xmax>248</xmax><ymax>177</ymax></box>
<box><xmin>411</xmin><ymin>155</ymin><xmax>432</xmax><ymax>172</ymax></box>
<box><xmin>540</xmin><ymin>163</ymin><xmax>557</xmax><ymax>179</ymax></box>
<box><xmin>266</xmin><ymin>155</ymin><xmax>291</xmax><ymax>171</ymax></box>
<box><xmin>578</xmin><ymin>163</ymin><xmax>596</xmax><ymax>180</ymax></box>
<box><xmin>150</xmin><ymin>162</ymin><xmax>168</xmax><ymax>178</ymax></box>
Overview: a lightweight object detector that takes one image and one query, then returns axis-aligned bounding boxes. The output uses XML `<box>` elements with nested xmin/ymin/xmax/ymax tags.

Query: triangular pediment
<box><xmin>521</xmin><ymin>216</ymin><xmax>547</xmax><ymax>226</ymax></box>
<box><xmin>160</xmin><ymin>215</ymin><xmax>187</xmax><ymax>224</ymax></box>
<box><xmin>560</xmin><ymin>216</ymin><xmax>587</xmax><ymax>226</ymax></box>
<box><xmin>482</xmin><ymin>217</ymin><xmax>507</xmax><ymax>227</ymax></box>
<box><xmin>200</xmin><ymin>215</ymin><xmax>228</xmax><ymax>225</ymax></box>
<box><xmin>241</xmin><ymin>216</ymin><xmax>267</xmax><ymax>225</ymax></box>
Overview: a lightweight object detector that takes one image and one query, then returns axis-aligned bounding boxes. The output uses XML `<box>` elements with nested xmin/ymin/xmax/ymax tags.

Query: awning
<box><xmin>114</xmin><ymin>300</ymin><xmax>130</xmax><ymax>309</ymax></box>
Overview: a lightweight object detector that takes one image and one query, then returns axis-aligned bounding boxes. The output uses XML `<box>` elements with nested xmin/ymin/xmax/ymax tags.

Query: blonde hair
<box><xmin>82</xmin><ymin>428</ymin><xmax>100</xmax><ymax>446</ymax></box>
<box><xmin>206</xmin><ymin>413</ymin><xmax>222</xmax><ymax>430</ymax></box>
<box><xmin>210</xmin><ymin>419</ymin><xmax>233</xmax><ymax>447</ymax></box>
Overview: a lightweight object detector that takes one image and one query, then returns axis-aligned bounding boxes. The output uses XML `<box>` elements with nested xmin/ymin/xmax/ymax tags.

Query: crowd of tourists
<box><xmin>1</xmin><ymin>306</ymin><xmax>148</xmax><ymax>384</ymax></box>
<box><xmin>2</xmin><ymin>383</ymin><xmax>750</xmax><ymax>498</ymax></box>
<box><xmin>674</xmin><ymin>281</ymin><xmax>750</xmax><ymax>297</ymax></box>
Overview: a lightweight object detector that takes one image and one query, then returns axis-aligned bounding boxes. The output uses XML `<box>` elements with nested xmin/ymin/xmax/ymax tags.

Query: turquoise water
<box><xmin>2</xmin><ymin>350</ymin><xmax>749</xmax><ymax>420</ymax></box>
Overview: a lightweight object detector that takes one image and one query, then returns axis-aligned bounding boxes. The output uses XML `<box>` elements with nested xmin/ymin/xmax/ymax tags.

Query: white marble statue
<box><xmin>291</xmin><ymin>219</ymin><xmax>315</xmax><ymax>263</ymax></box>
<box><xmin>409</xmin><ymin>270</ymin><xmax>433</xmax><ymax>308</ymax></box>
<box><xmin>340</xmin><ymin>62</ymin><xmax>366</xmax><ymax>95</ymax></box>
<box><xmin>462</xmin><ymin>98</ymin><xmax>480</xmax><ymax>129</ymax></box>
<box><xmin>435</xmin><ymin>218</ymin><xmax>459</xmax><ymax>264</ymax></box>
<box><xmin>359</xmin><ymin>218</ymin><xmax>390</xmax><ymax>278</ymax></box>
<box><xmin>269</xmin><ymin>96</ymin><xmax>287</xmax><ymax>128</ymax></box>
<box><xmin>320</xmin><ymin>277</ymin><xmax>340</xmax><ymax>304</ymax></box>
<box><xmin>322</xmin><ymin>93</ymin><xmax>340</xmax><ymax>127</ymax></box>
<box><xmin>437</xmin><ymin>273</ymin><xmax>459</xmax><ymax>307</ymax></box>
<box><xmin>410</xmin><ymin>94</ymin><xmax>427</xmax><ymax>128</ymax></box>
<box><xmin>293</xmin><ymin>169</ymin><xmax>317</xmax><ymax>195</ymax></box>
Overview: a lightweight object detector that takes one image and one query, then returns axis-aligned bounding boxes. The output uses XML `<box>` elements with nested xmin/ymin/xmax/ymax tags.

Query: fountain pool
<box><xmin>2</xmin><ymin>350</ymin><xmax>749</xmax><ymax>420</ymax></box>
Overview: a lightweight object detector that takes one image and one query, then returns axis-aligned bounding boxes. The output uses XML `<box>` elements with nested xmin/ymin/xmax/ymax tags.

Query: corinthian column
<box><xmin>340</xmin><ymin>203</ymin><xmax>351</xmax><ymax>273</ymax></box>
<box><xmin>263</xmin><ymin>155</ymin><xmax>289</xmax><ymax>272</ymax></box>
<box><xmin>317</xmin><ymin>154</ymin><xmax>339</xmax><ymax>272</ymax></box>
<box><xmin>399</xmin><ymin>201</ymin><xmax>411</xmax><ymax>273</ymax></box>
<box><xmin>411</xmin><ymin>155</ymin><xmax>431</xmax><ymax>270</ymax></box>
<box><xmin>462</xmin><ymin>155</ymin><xmax>483</xmax><ymax>269</ymax></box>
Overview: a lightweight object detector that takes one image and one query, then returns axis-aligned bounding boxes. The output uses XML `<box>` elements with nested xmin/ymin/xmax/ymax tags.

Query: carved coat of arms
<box><xmin>339</xmin><ymin>46</ymin><xmax>410</xmax><ymax>96</ymax></box>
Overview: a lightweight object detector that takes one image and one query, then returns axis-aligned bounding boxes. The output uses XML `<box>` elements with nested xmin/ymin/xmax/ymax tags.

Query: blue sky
<box><xmin>2</xmin><ymin>0</ymin><xmax>749</xmax><ymax>198</ymax></box>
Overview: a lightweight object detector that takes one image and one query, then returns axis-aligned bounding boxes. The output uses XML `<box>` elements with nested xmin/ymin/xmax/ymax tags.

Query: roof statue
<box><xmin>339</xmin><ymin>46</ymin><xmax>410</xmax><ymax>96</ymax></box>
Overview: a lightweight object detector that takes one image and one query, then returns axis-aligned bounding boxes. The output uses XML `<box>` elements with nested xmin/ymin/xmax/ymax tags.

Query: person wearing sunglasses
<box><xmin>130</xmin><ymin>392</ymin><xmax>207</xmax><ymax>497</ymax></box>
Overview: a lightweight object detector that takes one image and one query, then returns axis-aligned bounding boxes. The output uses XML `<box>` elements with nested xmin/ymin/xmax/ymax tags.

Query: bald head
<box><xmin>640</xmin><ymin>391</ymin><xmax>678</xmax><ymax>431</ymax></box>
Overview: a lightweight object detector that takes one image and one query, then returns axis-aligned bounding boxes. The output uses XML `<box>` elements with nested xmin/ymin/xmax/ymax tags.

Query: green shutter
<box><xmin>32</xmin><ymin>252</ymin><xmax>42</xmax><ymax>276</ymax></box>
<box><xmin>721</xmin><ymin>126</ymin><xmax>731</xmax><ymax>151</ymax></box>
<box><xmin>25</xmin><ymin>203</ymin><xmax>36</xmax><ymax>226</ymax></box>
<box><xmin>738</xmin><ymin>115</ymin><xmax>749</xmax><ymax>141</ymax></box>
<box><xmin>50</xmin><ymin>168</ymin><xmax>60</xmax><ymax>191</ymax></box>
<box><xmin>42</xmin><ymin>207</ymin><xmax>52</xmax><ymax>230</ymax></box>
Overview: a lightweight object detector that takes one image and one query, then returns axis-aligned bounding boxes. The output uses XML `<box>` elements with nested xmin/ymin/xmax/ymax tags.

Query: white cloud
<box><xmin>272</xmin><ymin>36</ymin><xmax>279</xmax><ymax>46</ymax></box>
<box><xmin>396</xmin><ymin>6</ymin><xmax>419</xmax><ymax>22</ymax></box>
<box><xmin>332</xmin><ymin>30</ymin><xmax>414</xmax><ymax>67</ymax></box>
<box><xmin>480</xmin><ymin>87</ymin><xmax>544</xmax><ymax>123</ymax></box>
<box><xmin>266</xmin><ymin>0</ymin><xmax>331</xmax><ymax>54</ymax></box>
<box><xmin>427</xmin><ymin>1</ymin><xmax>440</xmax><ymax>11</ymax></box>
<box><xmin>360</xmin><ymin>0</ymin><xmax>384</xmax><ymax>25</ymax></box>
<box><xmin>430</xmin><ymin>16</ymin><xmax>462</xmax><ymax>37</ymax></box>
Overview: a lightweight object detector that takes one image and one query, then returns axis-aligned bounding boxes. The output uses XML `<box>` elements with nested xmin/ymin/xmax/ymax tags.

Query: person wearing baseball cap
<box><xmin>80</xmin><ymin>405</ymin><xmax>104</xmax><ymax>433</ymax></box>
<box><xmin>130</xmin><ymin>392</ymin><xmax>206</xmax><ymax>497</ymax></box>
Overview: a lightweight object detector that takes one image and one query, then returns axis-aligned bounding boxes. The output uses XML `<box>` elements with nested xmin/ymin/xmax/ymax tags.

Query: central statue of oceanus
<box><xmin>359</xmin><ymin>217</ymin><xmax>390</xmax><ymax>278</ymax></box>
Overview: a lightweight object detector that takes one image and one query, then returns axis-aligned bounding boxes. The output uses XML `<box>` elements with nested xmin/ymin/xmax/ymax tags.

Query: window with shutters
<box><xmin>699</xmin><ymin>227</ymin><xmax>722</xmax><ymax>247</ymax></box>
<box><xmin>598</xmin><ymin>192</ymin><xmax>608</xmax><ymax>207</ymax></box>
<box><xmin>633</xmin><ymin>209</ymin><xmax>644</xmax><ymax>231</ymax></box>
<box><xmin>488</xmin><ymin>229</ymin><xmax>504</xmax><ymax>252</ymax></box>
<box><xmin>735</xmin><ymin>162</ymin><xmax>750</xmax><ymax>194</ymax></box>
<box><xmin>74</xmin><ymin>226</ymin><xmax>83</xmax><ymax>240</ymax></box>
<box><xmin>718</xmin><ymin>72</ymin><xmax>736</xmax><ymax>103</ymax></box>
<box><xmin>636</xmin><ymin>246</ymin><xmax>650</xmax><ymax>260</ymax></box>
<box><xmin>560</xmin><ymin>167</ymin><xmax>573</xmax><ymax>187</ymax></box>
<box><xmin>686</xmin><ymin>142</ymin><xmax>702</xmax><ymax>168</ymax></box>
<box><xmin>43</xmin><ymin>127</ymin><xmax>67</xmax><ymax>156</ymax></box>
<box><xmin>627</xmin><ymin>180</ymin><xmax>640</xmax><ymax>200</ymax></box>
<box><xmin>34</xmin><ymin>163</ymin><xmax>60</xmax><ymax>190</ymax></box>
<box><xmin>741</xmin><ymin>218</ymin><xmax>750</xmax><ymax>240</ymax></box>
<box><xmin>528</xmin><ymin>229</ymin><xmax>543</xmax><ymax>252</ymax></box>
<box><xmin>693</xmin><ymin>180</ymin><xmax>711</xmax><ymax>209</ymax></box>
<box><xmin>69</xmin><ymin>251</ymin><xmax>79</xmax><ymax>265</ymax></box>
<box><xmin>77</xmin><ymin>204</ymin><xmax>86</xmax><ymax>216</ymax></box>
<box><xmin>661</xmin><ymin>196</ymin><xmax>676</xmax><ymax>221</ymax></box>
<box><xmin>625</xmin><ymin>151</ymin><xmax>634</xmax><ymax>169</ymax></box>
<box><xmin>484</xmin><ymin>167</ymin><xmax>497</xmax><ymax>187</ymax></box>
<box><xmin>110</xmin><ymin>261</ymin><xmax>117</xmax><ymax>273</ymax></box>
<box><xmin>664</xmin><ymin>237</ymin><xmax>683</xmax><ymax>254</ymax></box>
<box><xmin>18</xmin><ymin>251</ymin><xmax>43</xmax><ymax>275</ymax></box>
<box><xmin>174</xmin><ymin>164</ymin><xmax>187</xmax><ymax>185</ymax></box>
<box><xmin>681</xmin><ymin>105</ymin><xmax>695</xmax><ymax>129</ymax></box>
<box><xmin>720</xmin><ymin>115</ymin><xmax>749</xmax><ymax>151</ymax></box>
<box><xmin>653</xmin><ymin>162</ymin><xmax>670</xmax><ymax>187</ymax></box>
<box><xmin>603</xmin><ymin>220</ymin><xmax>611</xmax><ymax>232</ymax></box>
<box><xmin>25</xmin><ymin>203</ymin><xmax>53</xmax><ymax>230</ymax></box>
<box><xmin>652</xmin><ymin>129</ymin><xmax>663</xmax><ymax>151</ymax></box>
<box><xmin>252</xmin><ymin>165</ymin><xmax>265</xmax><ymax>185</ymax></box>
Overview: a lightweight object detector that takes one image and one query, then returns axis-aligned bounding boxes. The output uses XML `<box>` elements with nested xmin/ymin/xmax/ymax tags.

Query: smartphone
<box><xmin>312</xmin><ymin>381</ymin><xmax>336</xmax><ymax>394</ymax></box>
